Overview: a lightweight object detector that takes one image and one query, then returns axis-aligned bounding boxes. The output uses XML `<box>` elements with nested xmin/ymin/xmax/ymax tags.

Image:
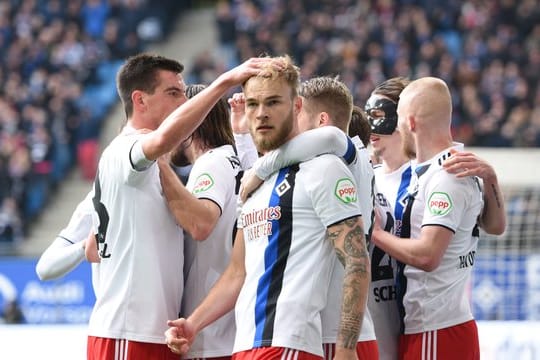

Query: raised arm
<box><xmin>142</xmin><ymin>57</ymin><xmax>277</xmax><ymax>161</ymax></box>
<box><xmin>443</xmin><ymin>150</ymin><xmax>506</xmax><ymax>235</ymax></box>
<box><xmin>239</xmin><ymin>126</ymin><xmax>356</xmax><ymax>202</ymax></box>
<box><xmin>253</xmin><ymin>126</ymin><xmax>356</xmax><ymax>180</ymax></box>
<box><xmin>165</xmin><ymin>230</ymin><xmax>246</xmax><ymax>355</ymax></box>
<box><xmin>326</xmin><ymin>216</ymin><xmax>370</xmax><ymax>358</ymax></box>
<box><xmin>229</xmin><ymin>92</ymin><xmax>259</xmax><ymax>170</ymax></box>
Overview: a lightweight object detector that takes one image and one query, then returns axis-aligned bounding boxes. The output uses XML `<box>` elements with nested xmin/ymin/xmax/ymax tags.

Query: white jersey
<box><xmin>235</xmin><ymin>154</ymin><xmax>362</xmax><ymax>357</ymax></box>
<box><xmin>251</xmin><ymin>126</ymin><xmax>377</xmax><ymax>344</ymax></box>
<box><xmin>182</xmin><ymin>145</ymin><xmax>240</xmax><ymax>359</ymax></box>
<box><xmin>402</xmin><ymin>145</ymin><xmax>483</xmax><ymax>334</ymax></box>
<box><xmin>371</xmin><ymin>162</ymin><xmax>413</xmax><ymax>360</ymax></box>
<box><xmin>88</xmin><ymin>132</ymin><xmax>184</xmax><ymax>344</ymax></box>
<box><xmin>321</xmin><ymin>135</ymin><xmax>376</xmax><ymax>343</ymax></box>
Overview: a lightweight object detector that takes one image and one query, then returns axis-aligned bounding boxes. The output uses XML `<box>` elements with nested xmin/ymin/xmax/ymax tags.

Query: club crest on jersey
<box><xmin>334</xmin><ymin>178</ymin><xmax>357</xmax><ymax>204</ymax></box>
<box><xmin>193</xmin><ymin>173</ymin><xmax>214</xmax><ymax>194</ymax></box>
<box><xmin>275</xmin><ymin>178</ymin><xmax>291</xmax><ymax>196</ymax></box>
<box><xmin>428</xmin><ymin>192</ymin><xmax>453</xmax><ymax>216</ymax></box>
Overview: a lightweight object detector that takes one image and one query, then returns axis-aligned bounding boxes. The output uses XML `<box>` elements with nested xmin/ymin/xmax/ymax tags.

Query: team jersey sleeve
<box><xmin>129</xmin><ymin>138</ymin><xmax>155</xmax><ymax>171</ymax></box>
<box><xmin>187</xmin><ymin>151</ymin><xmax>240</xmax><ymax>212</ymax></box>
<box><xmin>421</xmin><ymin>171</ymin><xmax>473</xmax><ymax>232</ymax></box>
<box><xmin>305</xmin><ymin>154</ymin><xmax>362</xmax><ymax>227</ymax></box>
<box><xmin>35</xmin><ymin>192</ymin><xmax>94</xmax><ymax>280</ymax></box>
<box><xmin>253</xmin><ymin>126</ymin><xmax>357</xmax><ymax>180</ymax></box>
<box><xmin>234</xmin><ymin>133</ymin><xmax>259</xmax><ymax>170</ymax></box>
<box><xmin>111</xmin><ymin>134</ymin><xmax>158</xmax><ymax>186</ymax></box>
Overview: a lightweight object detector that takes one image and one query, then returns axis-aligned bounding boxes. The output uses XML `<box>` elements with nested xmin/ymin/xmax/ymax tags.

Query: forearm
<box><xmin>371</xmin><ymin>225</ymin><xmax>450</xmax><ymax>272</ymax></box>
<box><xmin>188</xmin><ymin>263</ymin><xmax>244</xmax><ymax>333</ymax></box>
<box><xmin>479</xmin><ymin>175</ymin><xmax>506</xmax><ymax>235</ymax></box>
<box><xmin>338</xmin><ymin>252</ymin><xmax>370</xmax><ymax>350</ymax></box>
<box><xmin>36</xmin><ymin>239</ymin><xmax>85</xmax><ymax>280</ymax></box>
<box><xmin>144</xmin><ymin>78</ymin><xmax>231</xmax><ymax>160</ymax></box>
<box><xmin>327</xmin><ymin>217</ymin><xmax>370</xmax><ymax>351</ymax></box>
<box><xmin>159</xmin><ymin>162</ymin><xmax>217</xmax><ymax>240</ymax></box>
<box><xmin>371</xmin><ymin>229</ymin><xmax>430</xmax><ymax>269</ymax></box>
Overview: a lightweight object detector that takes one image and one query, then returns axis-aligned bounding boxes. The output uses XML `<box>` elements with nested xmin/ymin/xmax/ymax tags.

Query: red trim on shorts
<box><xmin>87</xmin><ymin>336</ymin><xmax>180</xmax><ymax>360</ymax></box>
<box><xmin>322</xmin><ymin>341</ymin><xmax>379</xmax><ymax>360</ymax></box>
<box><xmin>399</xmin><ymin>320</ymin><xmax>479</xmax><ymax>360</ymax></box>
<box><xmin>232</xmin><ymin>347</ymin><xmax>322</xmax><ymax>360</ymax></box>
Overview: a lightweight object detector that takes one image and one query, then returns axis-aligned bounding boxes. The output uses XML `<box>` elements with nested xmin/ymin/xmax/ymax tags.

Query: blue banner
<box><xmin>0</xmin><ymin>258</ymin><xmax>94</xmax><ymax>324</ymax></box>
<box><xmin>472</xmin><ymin>254</ymin><xmax>540</xmax><ymax>321</ymax></box>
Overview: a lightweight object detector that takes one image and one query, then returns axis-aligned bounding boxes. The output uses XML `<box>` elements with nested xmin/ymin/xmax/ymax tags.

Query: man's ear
<box><xmin>319</xmin><ymin>112</ymin><xmax>330</xmax><ymax>127</ymax></box>
<box><xmin>132</xmin><ymin>90</ymin><xmax>146</xmax><ymax>112</ymax></box>
<box><xmin>409</xmin><ymin>115</ymin><xmax>416</xmax><ymax>132</ymax></box>
<box><xmin>294</xmin><ymin>96</ymin><xmax>302</xmax><ymax>116</ymax></box>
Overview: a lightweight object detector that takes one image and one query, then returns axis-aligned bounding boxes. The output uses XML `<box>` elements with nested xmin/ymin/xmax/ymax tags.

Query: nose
<box><xmin>255</xmin><ymin>106</ymin><xmax>268</xmax><ymax>120</ymax></box>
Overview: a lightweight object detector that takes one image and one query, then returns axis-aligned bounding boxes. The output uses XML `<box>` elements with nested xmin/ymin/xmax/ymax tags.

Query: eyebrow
<box><xmin>164</xmin><ymin>86</ymin><xmax>184</xmax><ymax>93</ymax></box>
<box><xmin>246</xmin><ymin>95</ymin><xmax>283</xmax><ymax>102</ymax></box>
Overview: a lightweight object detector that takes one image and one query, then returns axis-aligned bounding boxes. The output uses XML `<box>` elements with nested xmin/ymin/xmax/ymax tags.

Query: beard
<box><xmin>170</xmin><ymin>138</ymin><xmax>192</xmax><ymax>167</ymax></box>
<box><xmin>251</xmin><ymin>108</ymin><xmax>294</xmax><ymax>153</ymax></box>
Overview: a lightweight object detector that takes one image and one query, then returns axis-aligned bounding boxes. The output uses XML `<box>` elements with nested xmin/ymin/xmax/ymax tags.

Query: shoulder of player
<box><xmin>101</xmin><ymin>133</ymin><xmax>142</xmax><ymax>158</ymax></box>
<box><xmin>193</xmin><ymin>146</ymin><xmax>241</xmax><ymax>176</ymax></box>
<box><xmin>424</xmin><ymin>166</ymin><xmax>480</xmax><ymax>195</ymax></box>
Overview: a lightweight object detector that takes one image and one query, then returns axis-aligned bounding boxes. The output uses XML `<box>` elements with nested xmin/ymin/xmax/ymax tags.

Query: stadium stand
<box><xmin>0</xmin><ymin>0</ymin><xmax>193</xmax><ymax>252</ymax></box>
<box><xmin>199</xmin><ymin>0</ymin><xmax>540</xmax><ymax>148</ymax></box>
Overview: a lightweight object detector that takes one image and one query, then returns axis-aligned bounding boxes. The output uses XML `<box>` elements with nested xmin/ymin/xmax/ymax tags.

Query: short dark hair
<box><xmin>116</xmin><ymin>53</ymin><xmax>184</xmax><ymax>118</ymax></box>
<box><xmin>185</xmin><ymin>84</ymin><xmax>234</xmax><ymax>149</ymax></box>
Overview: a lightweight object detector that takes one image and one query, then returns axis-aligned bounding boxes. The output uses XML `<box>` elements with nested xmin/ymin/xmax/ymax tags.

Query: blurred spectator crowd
<box><xmin>193</xmin><ymin>0</ymin><xmax>540</xmax><ymax>148</ymax></box>
<box><xmin>0</xmin><ymin>0</ymin><xmax>191</xmax><ymax>248</ymax></box>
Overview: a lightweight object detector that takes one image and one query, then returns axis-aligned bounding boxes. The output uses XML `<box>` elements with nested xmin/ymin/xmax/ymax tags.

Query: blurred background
<box><xmin>0</xmin><ymin>0</ymin><xmax>538</xmax><ymax>358</ymax></box>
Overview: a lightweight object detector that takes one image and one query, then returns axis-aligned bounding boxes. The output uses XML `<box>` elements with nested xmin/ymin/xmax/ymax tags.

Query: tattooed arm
<box><xmin>326</xmin><ymin>216</ymin><xmax>370</xmax><ymax>359</ymax></box>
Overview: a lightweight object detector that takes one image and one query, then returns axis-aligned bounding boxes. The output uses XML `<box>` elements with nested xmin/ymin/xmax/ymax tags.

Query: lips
<box><xmin>256</xmin><ymin>125</ymin><xmax>273</xmax><ymax>132</ymax></box>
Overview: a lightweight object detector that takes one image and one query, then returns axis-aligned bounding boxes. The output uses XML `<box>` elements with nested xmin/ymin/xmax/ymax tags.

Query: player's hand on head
<box><xmin>165</xmin><ymin>318</ymin><xmax>195</xmax><ymax>355</ymax></box>
<box><xmin>239</xmin><ymin>169</ymin><xmax>264</xmax><ymax>203</ymax></box>
<box><xmin>223</xmin><ymin>57</ymin><xmax>283</xmax><ymax>85</ymax></box>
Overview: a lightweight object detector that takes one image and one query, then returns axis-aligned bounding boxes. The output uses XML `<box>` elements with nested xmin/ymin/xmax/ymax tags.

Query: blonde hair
<box><xmin>244</xmin><ymin>54</ymin><xmax>301</xmax><ymax>97</ymax></box>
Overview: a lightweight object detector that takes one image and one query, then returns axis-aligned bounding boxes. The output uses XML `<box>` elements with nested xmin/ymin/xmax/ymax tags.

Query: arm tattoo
<box><xmin>327</xmin><ymin>216</ymin><xmax>370</xmax><ymax>350</ymax></box>
<box><xmin>491</xmin><ymin>183</ymin><xmax>502</xmax><ymax>208</ymax></box>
